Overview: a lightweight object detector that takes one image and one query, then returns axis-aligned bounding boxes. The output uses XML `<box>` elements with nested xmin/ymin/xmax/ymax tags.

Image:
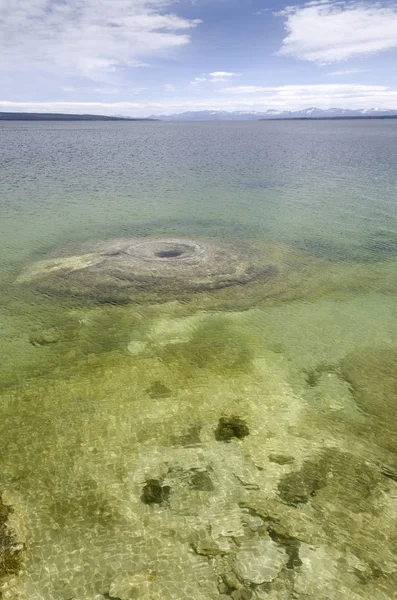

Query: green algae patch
<box><xmin>215</xmin><ymin>416</ymin><xmax>250</xmax><ymax>442</ymax></box>
<box><xmin>188</xmin><ymin>469</ymin><xmax>214</xmax><ymax>492</ymax></box>
<box><xmin>0</xmin><ymin>298</ymin><xmax>151</xmax><ymax>392</ymax></box>
<box><xmin>340</xmin><ymin>348</ymin><xmax>397</xmax><ymax>452</ymax></box>
<box><xmin>146</xmin><ymin>380</ymin><xmax>172</xmax><ymax>399</ymax></box>
<box><xmin>277</xmin><ymin>456</ymin><xmax>328</xmax><ymax>507</ymax></box>
<box><xmin>141</xmin><ymin>479</ymin><xmax>171</xmax><ymax>505</ymax></box>
<box><xmin>278</xmin><ymin>449</ymin><xmax>382</xmax><ymax>514</ymax></box>
<box><xmin>154</xmin><ymin>315</ymin><xmax>254</xmax><ymax>376</ymax></box>
<box><xmin>341</xmin><ymin>348</ymin><xmax>397</xmax><ymax>419</ymax></box>
<box><xmin>48</xmin><ymin>482</ymin><xmax>125</xmax><ymax>531</ymax></box>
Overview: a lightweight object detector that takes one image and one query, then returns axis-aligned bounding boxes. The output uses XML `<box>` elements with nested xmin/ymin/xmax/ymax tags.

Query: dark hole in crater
<box><xmin>156</xmin><ymin>249</ymin><xmax>184</xmax><ymax>258</ymax></box>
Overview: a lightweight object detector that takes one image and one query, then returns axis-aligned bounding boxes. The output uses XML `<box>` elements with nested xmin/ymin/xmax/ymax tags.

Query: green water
<box><xmin>1</xmin><ymin>120</ymin><xmax>397</xmax><ymax>599</ymax></box>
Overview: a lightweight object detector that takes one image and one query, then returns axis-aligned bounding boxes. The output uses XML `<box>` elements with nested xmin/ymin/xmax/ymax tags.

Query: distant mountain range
<box><xmin>2</xmin><ymin>108</ymin><xmax>397</xmax><ymax>122</ymax></box>
<box><xmin>150</xmin><ymin>107</ymin><xmax>397</xmax><ymax>121</ymax></box>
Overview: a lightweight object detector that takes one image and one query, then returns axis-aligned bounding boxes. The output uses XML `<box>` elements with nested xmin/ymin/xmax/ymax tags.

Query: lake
<box><xmin>1</xmin><ymin>119</ymin><xmax>397</xmax><ymax>599</ymax></box>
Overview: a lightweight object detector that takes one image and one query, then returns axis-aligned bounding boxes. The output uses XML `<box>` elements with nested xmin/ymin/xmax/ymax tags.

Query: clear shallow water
<box><xmin>0</xmin><ymin>120</ymin><xmax>397</xmax><ymax>599</ymax></box>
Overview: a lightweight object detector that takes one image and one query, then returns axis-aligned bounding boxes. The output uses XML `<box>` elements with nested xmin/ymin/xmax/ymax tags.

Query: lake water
<box><xmin>1</xmin><ymin>120</ymin><xmax>397</xmax><ymax>599</ymax></box>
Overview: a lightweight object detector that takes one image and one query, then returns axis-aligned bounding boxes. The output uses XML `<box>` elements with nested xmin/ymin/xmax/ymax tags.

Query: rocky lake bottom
<box><xmin>1</xmin><ymin>231</ymin><xmax>397</xmax><ymax>600</ymax></box>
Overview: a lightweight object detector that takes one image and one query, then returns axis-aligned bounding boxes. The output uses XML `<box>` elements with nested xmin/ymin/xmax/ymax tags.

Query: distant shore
<box><xmin>2</xmin><ymin>111</ymin><xmax>397</xmax><ymax>122</ymax></box>
<box><xmin>0</xmin><ymin>112</ymin><xmax>158</xmax><ymax>121</ymax></box>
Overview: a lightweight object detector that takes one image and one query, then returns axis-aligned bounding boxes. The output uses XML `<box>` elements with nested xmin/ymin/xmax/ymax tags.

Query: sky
<box><xmin>1</xmin><ymin>0</ymin><xmax>397</xmax><ymax>116</ymax></box>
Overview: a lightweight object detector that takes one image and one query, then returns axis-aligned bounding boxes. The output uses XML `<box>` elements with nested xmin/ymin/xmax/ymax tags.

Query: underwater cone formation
<box><xmin>16</xmin><ymin>237</ymin><xmax>276</xmax><ymax>303</ymax></box>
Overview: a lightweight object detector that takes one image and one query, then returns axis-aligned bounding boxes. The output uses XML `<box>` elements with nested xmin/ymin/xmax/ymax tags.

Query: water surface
<box><xmin>1</xmin><ymin>120</ymin><xmax>397</xmax><ymax>600</ymax></box>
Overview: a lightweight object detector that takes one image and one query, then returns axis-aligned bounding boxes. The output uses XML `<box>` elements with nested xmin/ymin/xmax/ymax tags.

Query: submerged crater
<box><xmin>127</xmin><ymin>240</ymin><xmax>200</xmax><ymax>262</ymax></box>
<box><xmin>16</xmin><ymin>236</ymin><xmax>276</xmax><ymax>303</ymax></box>
<box><xmin>156</xmin><ymin>249</ymin><xmax>183</xmax><ymax>258</ymax></box>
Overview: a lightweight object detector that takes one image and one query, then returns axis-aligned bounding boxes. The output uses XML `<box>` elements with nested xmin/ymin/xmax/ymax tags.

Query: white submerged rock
<box><xmin>234</xmin><ymin>537</ymin><xmax>288</xmax><ymax>584</ymax></box>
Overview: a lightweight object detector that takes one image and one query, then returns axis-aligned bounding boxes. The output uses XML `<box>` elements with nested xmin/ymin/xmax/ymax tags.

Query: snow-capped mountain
<box><xmin>149</xmin><ymin>108</ymin><xmax>397</xmax><ymax>121</ymax></box>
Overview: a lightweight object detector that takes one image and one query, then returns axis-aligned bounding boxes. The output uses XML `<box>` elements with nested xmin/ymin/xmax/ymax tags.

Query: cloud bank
<box><xmin>278</xmin><ymin>1</ymin><xmax>397</xmax><ymax>63</ymax></box>
<box><xmin>2</xmin><ymin>83</ymin><xmax>397</xmax><ymax>116</ymax></box>
<box><xmin>0</xmin><ymin>0</ymin><xmax>200</xmax><ymax>80</ymax></box>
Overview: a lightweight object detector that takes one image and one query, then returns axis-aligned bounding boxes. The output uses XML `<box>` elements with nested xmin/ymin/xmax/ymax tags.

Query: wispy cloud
<box><xmin>190</xmin><ymin>77</ymin><xmax>208</xmax><ymax>85</ymax></box>
<box><xmin>219</xmin><ymin>83</ymin><xmax>397</xmax><ymax>109</ymax></box>
<box><xmin>0</xmin><ymin>1</ymin><xmax>201</xmax><ymax>81</ymax></box>
<box><xmin>222</xmin><ymin>83</ymin><xmax>386</xmax><ymax>93</ymax></box>
<box><xmin>278</xmin><ymin>1</ymin><xmax>397</xmax><ymax>63</ymax></box>
<box><xmin>61</xmin><ymin>86</ymin><xmax>122</xmax><ymax>95</ymax></box>
<box><xmin>190</xmin><ymin>71</ymin><xmax>239</xmax><ymax>85</ymax></box>
<box><xmin>326</xmin><ymin>69</ymin><xmax>367</xmax><ymax>77</ymax></box>
<box><xmin>208</xmin><ymin>71</ymin><xmax>240</xmax><ymax>82</ymax></box>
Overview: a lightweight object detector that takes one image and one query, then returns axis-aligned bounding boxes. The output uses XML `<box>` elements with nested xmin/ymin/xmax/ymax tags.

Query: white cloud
<box><xmin>222</xmin><ymin>83</ymin><xmax>386</xmax><ymax>94</ymax></box>
<box><xmin>61</xmin><ymin>86</ymin><xmax>122</xmax><ymax>94</ymax></box>
<box><xmin>91</xmin><ymin>88</ymin><xmax>121</xmax><ymax>94</ymax></box>
<box><xmin>164</xmin><ymin>84</ymin><xmax>176</xmax><ymax>92</ymax></box>
<box><xmin>190</xmin><ymin>71</ymin><xmax>239</xmax><ymax>85</ymax></box>
<box><xmin>190</xmin><ymin>76</ymin><xmax>207</xmax><ymax>85</ymax></box>
<box><xmin>0</xmin><ymin>0</ymin><xmax>201</xmax><ymax>80</ymax></box>
<box><xmin>2</xmin><ymin>83</ymin><xmax>397</xmax><ymax>116</ymax></box>
<box><xmin>218</xmin><ymin>83</ymin><xmax>397</xmax><ymax>109</ymax></box>
<box><xmin>208</xmin><ymin>71</ymin><xmax>240</xmax><ymax>82</ymax></box>
<box><xmin>278</xmin><ymin>1</ymin><xmax>397</xmax><ymax>63</ymax></box>
<box><xmin>326</xmin><ymin>69</ymin><xmax>367</xmax><ymax>76</ymax></box>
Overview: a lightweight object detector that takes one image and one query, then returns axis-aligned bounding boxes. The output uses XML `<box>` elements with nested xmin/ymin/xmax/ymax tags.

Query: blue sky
<box><xmin>1</xmin><ymin>0</ymin><xmax>397</xmax><ymax>116</ymax></box>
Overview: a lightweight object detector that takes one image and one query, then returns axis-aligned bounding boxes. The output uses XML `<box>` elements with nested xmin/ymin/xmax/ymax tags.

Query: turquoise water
<box><xmin>1</xmin><ymin>120</ymin><xmax>397</xmax><ymax>599</ymax></box>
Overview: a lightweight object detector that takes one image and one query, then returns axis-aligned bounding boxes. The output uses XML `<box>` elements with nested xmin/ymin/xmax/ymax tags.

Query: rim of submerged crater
<box><xmin>125</xmin><ymin>239</ymin><xmax>206</xmax><ymax>263</ymax></box>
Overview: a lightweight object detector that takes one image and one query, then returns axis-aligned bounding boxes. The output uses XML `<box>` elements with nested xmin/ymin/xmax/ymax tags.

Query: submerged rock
<box><xmin>108</xmin><ymin>572</ymin><xmax>160</xmax><ymax>600</ymax></box>
<box><xmin>304</xmin><ymin>363</ymin><xmax>336</xmax><ymax>388</ymax></box>
<box><xmin>277</xmin><ymin>459</ymin><xmax>328</xmax><ymax>507</ymax></box>
<box><xmin>269</xmin><ymin>454</ymin><xmax>295</xmax><ymax>465</ymax></box>
<box><xmin>189</xmin><ymin>469</ymin><xmax>215</xmax><ymax>492</ymax></box>
<box><xmin>267</xmin><ymin>523</ymin><xmax>302</xmax><ymax>570</ymax></box>
<box><xmin>234</xmin><ymin>537</ymin><xmax>288</xmax><ymax>584</ymax></box>
<box><xmin>0</xmin><ymin>495</ymin><xmax>24</xmax><ymax>583</ymax></box>
<box><xmin>215</xmin><ymin>416</ymin><xmax>250</xmax><ymax>442</ymax></box>
<box><xmin>29</xmin><ymin>328</ymin><xmax>60</xmax><ymax>346</ymax></box>
<box><xmin>193</xmin><ymin>538</ymin><xmax>231</xmax><ymax>556</ymax></box>
<box><xmin>16</xmin><ymin>236</ymin><xmax>277</xmax><ymax>303</ymax></box>
<box><xmin>173</xmin><ymin>424</ymin><xmax>202</xmax><ymax>447</ymax></box>
<box><xmin>220</xmin><ymin>571</ymin><xmax>241</xmax><ymax>594</ymax></box>
<box><xmin>230</xmin><ymin>587</ymin><xmax>253</xmax><ymax>600</ymax></box>
<box><xmin>145</xmin><ymin>380</ymin><xmax>171</xmax><ymax>399</ymax></box>
<box><xmin>141</xmin><ymin>479</ymin><xmax>170</xmax><ymax>505</ymax></box>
